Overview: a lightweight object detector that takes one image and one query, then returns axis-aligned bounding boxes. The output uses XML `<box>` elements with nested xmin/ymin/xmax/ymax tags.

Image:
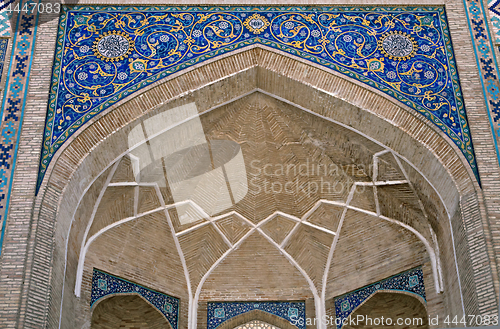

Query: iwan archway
<box><xmin>11</xmin><ymin>4</ymin><xmax>498</xmax><ymax>329</ymax></box>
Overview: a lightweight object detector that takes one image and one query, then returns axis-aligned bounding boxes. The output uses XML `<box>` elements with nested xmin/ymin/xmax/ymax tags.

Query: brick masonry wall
<box><xmin>0</xmin><ymin>0</ymin><xmax>499</xmax><ymax>328</ymax></box>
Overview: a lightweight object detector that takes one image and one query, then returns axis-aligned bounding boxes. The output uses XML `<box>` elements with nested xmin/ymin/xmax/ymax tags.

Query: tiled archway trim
<box><xmin>0</xmin><ymin>0</ymin><xmax>39</xmax><ymax>258</ymax></box>
<box><xmin>207</xmin><ymin>301</ymin><xmax>306</xmax><ymax>329</ymax></box>
<box><xmin>91</xmin><ymin>268</ymin><xmax>180</xmax><ymax>329</ymax></box>
<box><xmin>469</xmin><ymin>0</ymin><xmax>500</xmax><ymax>170</ymax></box>
<box><xmin>37</xmin><ymin>5</ymin><xmax>479</xmax><ymax>191</ymax></box>
<box><xmin>333</xmin><ymin>267</ymin><xmax>425</xmax><ymax>329</ymax></box>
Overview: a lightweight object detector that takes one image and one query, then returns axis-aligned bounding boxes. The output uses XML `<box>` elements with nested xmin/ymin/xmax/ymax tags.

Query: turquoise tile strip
<box><xmin>36</xmin><ymin>5</ymin><xmax>479</xmax><ymax>192</ymax></box>
<box><xmin>0</xmin><ymin>0</ymin><xmax>39</xmax><ymax>257</ymax></box>
<box><xmin>488</xmin><ymin>0</ymin><xmax>500</xmax><ymax>43</ymax></box>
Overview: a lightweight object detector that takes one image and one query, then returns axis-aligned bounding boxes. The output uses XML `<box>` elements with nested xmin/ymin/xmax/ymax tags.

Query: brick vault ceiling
<box><xmin>80</xmin><ymin>91</ymin><xmax>436</xmax><ymax>298</ymax></box>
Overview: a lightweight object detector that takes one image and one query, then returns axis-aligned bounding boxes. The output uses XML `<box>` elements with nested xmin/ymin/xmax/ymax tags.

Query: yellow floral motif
<box><xmin>243</xmin><ymin>14</ymin><xmax>270</xmax><ymax>34</ymax></box>
<box><xmin>129</xmin><ymin>58</ymin><xmax>148</xmax><ymax>73</ymax></box>
<box><xmin>366</xmin><ymin>58</ymin><xmax>384</xmax><ymax>72</ymax></box>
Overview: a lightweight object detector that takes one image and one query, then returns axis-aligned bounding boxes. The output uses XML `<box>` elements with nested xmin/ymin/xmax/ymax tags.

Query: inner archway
<box><xmin>216</xmin><ymin>310</ymin><xmax>298</xmax><ymax>329</ymax></box>
<box><xmin>90</xmin><ymin>294</ymin><xmax>171</xmax><ymax>329</ymax></box>
<box><xmin>235</xmin><ymin>320</ymin><xmax>281</xmax><ymax>329</ymax></box>
<box><xmin>343</xmin><ymin>292</ymin><xmax>428</xmax><ymax>329</ymax></box>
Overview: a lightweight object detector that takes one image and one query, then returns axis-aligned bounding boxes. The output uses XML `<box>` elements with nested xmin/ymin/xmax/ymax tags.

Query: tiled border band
<box><xmin>207</xmin><ymin>301</ymin><xmax>306</xmax><ymax>329</ymax></box>
<box><xmin>465</xmin><ymin>0</ymin><xmax>500</xmax><ymax>171</ymax></box>
<box><xmin>334</xmin><ymin>267</ymin><xmax>426</xmax><ymax>329</ymax></box>
<box><xmin>0</xmin><ymin>0</ymin><xmax>39</xmax><ymax>257</ymax></box>
<box><xmin>91</xmin><ymin>268</ymin><xmax>180</xmax><ymax>329</ymax></box>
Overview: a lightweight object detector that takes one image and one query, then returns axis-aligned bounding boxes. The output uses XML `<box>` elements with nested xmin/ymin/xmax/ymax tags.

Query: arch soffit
<box><xmin>344</xmin><ymin>289</ymin><xmax>427</xmax><ymax>320</ymax></box>
<box><xmin>70</xmin><ymin>87</ymin><xmax>445</xmax><ymax>299</ymax></box>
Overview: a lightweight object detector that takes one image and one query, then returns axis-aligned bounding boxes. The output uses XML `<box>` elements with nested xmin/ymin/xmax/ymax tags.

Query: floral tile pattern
<box><xmin>36</xmin><ymin>5</ymin><xmax>479</xmax><ymax>192</ymax></box>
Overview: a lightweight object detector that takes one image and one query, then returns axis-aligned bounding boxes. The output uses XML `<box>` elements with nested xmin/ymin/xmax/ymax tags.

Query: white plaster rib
<box><xmin>320</xmin><ymin>184</ymin><xmax>355</xmax><ymax>322</ymax></box>
<box><xmin>75</xmin><ymin>196</ymin><xmax>443</xmax><ymax>329</ymax></box>
<box><xmin>391</xmin><ymin>152</ymin><xmax>445</xmax><ymax>292</ymax></box>
<box><xmin>74</xmin><ymin>160</ymin><xmax>120</xmax><ymax>297</ymax></box>
<box><xmin>107</xmin><ymin>182</ymin><xmax>158</xmax><ymax>187</ymax></box>
<box><xmin>356</xmin><ymin>180</ymin><xmax>408</xmax><ymax>186</ymax></box>
<box><xmin>154</xmin><ymin>185</ymin><xmax>195</xmax><ymax>329</ymax></box>
<box><xmin>372</xmin><ymin>151</ymin><xmax>383</xmax><ymax>216</ymax></box>
<box><xmin>75</xmin><ymin>190</ymin><xmax>445</xmax><ymax>304</ymax></box>
<box><xmin>134</xmin><ymin>185</ymin><xmax>139</xmax><ymax>217</ymax></box>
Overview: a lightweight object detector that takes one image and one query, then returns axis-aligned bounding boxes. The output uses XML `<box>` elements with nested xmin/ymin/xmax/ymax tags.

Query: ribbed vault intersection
<box><xmin>75</xmin><ymin>92</ymin><xmax>444</xmax><ymax>328</ymax></box>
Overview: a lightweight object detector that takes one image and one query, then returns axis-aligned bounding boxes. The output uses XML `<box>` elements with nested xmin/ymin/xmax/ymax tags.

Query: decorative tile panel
<box><xmin>91</xmin><ymin>269</ymin><xmax>180</xmax><ymax>329</ymax></box>
<box><xmin>0</xmin><ymin>0</ymin><xmax>38</xmax><ymax>258</ymax></box>
<box><xmin>207</xmin><ymin>301</ymin><xmax>306</xmax><ymax>329</ymax></box>
<box><xmin>37</xmin><ymin>5</ymin><xmax>479</xmax><ymax>192</ymax></box>
<box><xmin>334</xmin><ymin>267</ymin><xmax>425</xmax><ymax>329</ymax></box>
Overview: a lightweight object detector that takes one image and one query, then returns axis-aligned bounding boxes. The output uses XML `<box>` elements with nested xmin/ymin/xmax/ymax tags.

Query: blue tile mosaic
<box><xmin>0</xmin><ymin>0</ymin><xmax>39</xmax><ymax>258</ymax></box>
<box><xmin>334</xmin><ymin>267</ymin><xmax>425</xmax><ymax>329</ymax></box>
<box><xmin>36</xmin><ymin>5</ymin><xmax>480</xmax><ymax>192</ymax></box>
<box><xmin>207</xmin><ymin>301</ymin><xmax>306</xmax><ymax>329</ymax></box>
<box><xmin>91</xmin><ymin>268</ymin><xmax>180</xmax><ymax>329</ymax></box>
